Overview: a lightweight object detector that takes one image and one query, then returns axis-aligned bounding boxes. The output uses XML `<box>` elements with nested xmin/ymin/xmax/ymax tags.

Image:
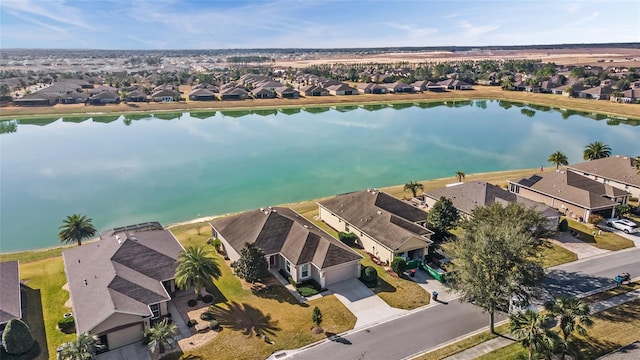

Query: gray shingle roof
<box><xmin>425</xmin><ymin>181</ymin><xmax>558</xmax><ymax>217</ymax></box>
<box><xmin>62</xmin><ymin>224</ymin><xmax>183</xmax><ymax>334</ymax></box>
<box><xmin>511</xmin><ymin>171</ymin><xmax>629</xmax><ymax>210</ymax></box>
<box><xmin>210</xmin><ymin>207</ymin><xmax>361</xmax><ymax>269</ymax></box>
<box><xmin>0</xmin><ymin>261</ymin><xmax>21</xmax><ymax>324</ymax></box>
<box><xmin>319</xmin><ymin>190</ymin><xmax>433</xmax><ymax>251</ymax></box>
<box><xmin>568</xmin><ymin>155</ymin><xmax>640</xmax><ymax>188</ymax></box>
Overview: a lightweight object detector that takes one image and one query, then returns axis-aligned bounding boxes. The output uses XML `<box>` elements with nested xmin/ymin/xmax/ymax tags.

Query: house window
<box><xmin>285</xmin><ymin>260</ymin><xmax>291</xmax><ymax>274</ymax></box>
<box><xmin>345</xmin><ymin>224</ymin><xmax>350</xmax><ymax>232</ymax></box>
<box><xmin>301</xmin><ymin>264</ymin><xmax>309</xmax><ymax>278</ymax></box>
<box><xmin>150</xmin><ymin>303</ymin><xmax>160</xmax><ymax>319</ymax></box>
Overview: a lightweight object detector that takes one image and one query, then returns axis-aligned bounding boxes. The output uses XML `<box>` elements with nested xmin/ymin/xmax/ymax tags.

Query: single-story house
<box><xmin>385</xmin><ymin>81</ymin><xmax>414</xmax><ymax>93</ymax></box>
<box><xmin>299</xmin><ymin>85</ymin><xmax>329</xmax><ymax>97</ymax></box>
<box><xmin>412</xmin><ymin>80</ymin><xmax>446</xmax><ymax>92</ymax></box>
<box><xmin>126</xmin><ymin>89</ymin><xmax>148</xmax><ymax>102</ymax></box>
<box><xmin>191</xmin><ymin>83</ymin><xmax>219</xmax><ymax>92</ymax></box>
<box><xmin>210</xmin><ymin>207</ymin><xmax>362</xmax><ymax>287</ymax></box>
<box><xmin>62</xmin><ymin>222</ymin><xmax>184</xmax><ymax>352</ymax></box>
<box><xmin>567</xmin><ymin>155</ymin><xmax>640</xmax><ymax>198</ymax></box>
<box><xmin>357</xmin><ymin>83</ymin><xmax>387</xmax><ymax>94</ymax></box>
<box><xmin>274</xmin><ymin>86</ymin><xmax>299</xmax><ymax>99</ymax></box>
<box><xmin>438</xmin><ymin>79</ymin><xmax>473</xmax><ymax>90</ymax></box>
<box><xmin>611</xmin><ymin>89</ymin><xmax>639</xmax><ymax>104</ymax></box>
<box><xmin>251</xmin><ymin>87</ymin><xmax>276</xmax><ymax>99</ymax></box>
<box><xmin>88</xmin><ymin>91</ymin><xmax>120</xmax><ymax>105</ymax></box>
<box><xmin>13</xmin><ymin>92</ymin><xmax>58</xmax><ymax>106</ymax></box>
<box><xmin>325</xmin><ymin>83</ymin><xmax>358</xmax><ymax>96</ymax></box>
<box><xmin>218</xmin><ymin>86</ymin><xmax>249</xmax><ymax>101</ymax></box>
<box><xmin>508</xmin><ymin>171</ymin><xmax>631</xmax><ymax>222</ymax></box>
<box><xmin>578</xmin><ymin>86</ymin><xmax>613</xmax><ymax>100</ymax></box>
<box><xmin>88</xmin><ymin>85</ymin><xmax>118</xmax><ymax>96</ymax></box>
<box><xmin>318</xmin><ymin>189</ymin><xmax>434</xmax><ymax>265</ymax></box>
<box><xmin>0</xmin><ymin>261</ymin><xmax>22</xmax><ymax>334</ymax></box>
<box><xmin>422</xmin><ymin>181</ymin><xmax>560</xmax><ymax>228</ymax></box>
<box><xmin>151</xmin><ymin>89</ymin><xmax>181</xmax><ymax>102</ymax></box>
<box><xmin>188</xmin><ymin>88</ymin><xmax>217</xmax><ymax>101</ymax></box>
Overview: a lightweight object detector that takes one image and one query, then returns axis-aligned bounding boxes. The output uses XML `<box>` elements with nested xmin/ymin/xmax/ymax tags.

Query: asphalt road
<box><xmin>283</xmin><ymin>247</ymin><xmax>640</xmax><ymax>360</ymax></box>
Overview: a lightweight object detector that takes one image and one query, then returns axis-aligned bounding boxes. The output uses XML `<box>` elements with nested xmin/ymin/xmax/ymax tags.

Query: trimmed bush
<box><xmin>57</xmin><ymin>316</ymin><xmax>75</xmax><ymax>333</ymax></box>
<box><xmin>200</xmin><ymin>312</ymin><xmax>215</xmax><ymax>321</ymax></box>
<box><xmin>202</xmin><ymin>294</ymin><xmax>214</xmax><ymax>304</ymax></box>
<box><xmin>559</xmin><ymin>218</ymin><xmax>569</xmax><ymax>232</ymax></box>
<box><xmin>209</xmin><ymin>320</ymin><xmax>221</xmax><ymax>331</ymax></box>
<box><xmin>2</xmin><ymin>318</ymin><xmax>34</xmax><ymax>355</ymax></box>
<box><xmin>187</xmin><ymin>319</ymin><xmax>197</xmax><ymax>328</ymax></box>
<box><xmin>391</xmin><ymin>257</ymin><xmax>407</xmax><ymax>275</ymax></box>
<box><xmin>212</xmin><ymin>238</ymin><xmax>223</xmax><ymax>253</ymax></box>
<box><xmin>338</xmin><ymin>232</ymin><xmax>358</xmax><ymax>246</ymax></box>
<box><xmin>187</xmin><ymin>299</ymin><xmax>198</xmax><ymax>307</ymax></box>
<box><xmin>360</xmin><ymin>266</ymin><xmax>378</xmax><ymax>284</ymax></box>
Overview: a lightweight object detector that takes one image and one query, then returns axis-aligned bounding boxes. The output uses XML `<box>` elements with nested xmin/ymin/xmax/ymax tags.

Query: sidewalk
<box><xmin>442</xmin><ymin>288</ymin><xmax>640</xmax><ymax>360</ymax></box>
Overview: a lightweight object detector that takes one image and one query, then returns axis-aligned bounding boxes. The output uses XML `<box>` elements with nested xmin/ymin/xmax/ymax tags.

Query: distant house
<box><xmin>88</xmin><ymin>85</ymin><xmax>118</xmax><ymax>96</ymax></box>
<box><xmin>423</xmin><ymin>181</ymin><xmax>560</xmax><ymax>228</ymax></box>
<box><xmin>219</xmin><ymin>86</ymin><xmax>249</xmax><ymax>101</ymax></box>
<box><xmin>13</xmin><ymin>80</ymin><xmax>88</xmax><ymax>106</ymax></box>
<box><xmin>0</xmin><ymin>261</ymin><xmax>22</xmax><ymax>333</ymax></box>
<box><xmin>578</xmin><ymin>86</ymin><xmax>613</xmax><ymax>100</ymax></box>
<box><xmin>299</xmin><ymin>85</ymin><xmax>329</xmax><ymax>97</ymax></box>
<box><xmin>151</xmin><ymin>89</ymin><xmax>181</xmax><ymax>102</ymax></box>
<box><xmin>325</xmin><ymin>83</ymin><xmax>358</xmax><ymax>96</ymax></box>
<box><xmin>318</xmin><ymin>189</ymin><xmax>434</xmax><ymax>264</ymax></box>
<box><xmin>188</xmin><ymin>88</ymin><xmax>217</xmax><ymax>101</ymax></box>
<box><xmin>251</xmin><ymin>87</ymin><xmax>276</xmax><ymax>99</ymax></box>
<box><xmin>210</xmin><ymin>207</ymin><xmax>362</xmax><ymax>287</ymax></box>
<box><xmin>612</xmin><ymin>88</ymin><xmax>639</xmax><ymax>104</ymax></box>
<box><xmin>508</xmin><ymin>171</ymin><xmax>631</xmax><ymax>222</ymax></box>
<box><xmin>357</xmin><ymin>83</ymin><xmax>387</xmax><ymax>94</ymax></box>
<box><xmin>437</xmin><ymin>79</ymin><xmax>472</xmax><ymax>90</ymax></box>
<box><xmin>126</xmin><ymin>89</ymin><xmax>148</xmax><ymax>102</ymax></box>
<box><xmin>412</xmin><ymin>80</ymin><xmax>446</xmax><ymax>92</ymax></box>
<box><xmin>274</xmin><ymin>86</ymin><xmax>299</xmax><ymax>99</ymax></box>
<box><xmin>567</xmin><ymin>155</ymin><xmax>640</xmax><ymax>198</ymax></box>
<box><xmin>88</xmin><ymin>91</ymin><xmax>119</xmax><ymax>105</ymax></box>
<box><xmin>385</xmin><ymin>81</ymin><xmax>414</xmax><ymax>93</ymax></box>
<box><xmin>62</xmin><ymin>222</ymin><xmax>184</xmax><ymax>352</ymax></box>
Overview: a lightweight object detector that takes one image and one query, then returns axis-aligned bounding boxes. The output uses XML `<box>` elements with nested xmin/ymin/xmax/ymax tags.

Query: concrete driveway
<box><xmin>602</xmin><ymin>224</ymin><xmax>640</xmax><ymax>246</ymax></box>
<box><xmin>96</xmin><ymin>342</ymin><xmax>150</xmax><ymax>360</ymax></box>
<box><xmin>549</xmin><ymin>232</ymin><xmax>610</xmax><ymax>259</ymax></box>
<box><xmin>327</xmin><ymin>279</ymin><xmax>406</xmax><ymax>328</ymax></box>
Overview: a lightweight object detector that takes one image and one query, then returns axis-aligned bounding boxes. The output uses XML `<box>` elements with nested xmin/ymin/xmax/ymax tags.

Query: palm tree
<box><xmin>58</xmin><ymin>214</ymin><xmax>97</xmax><ymax>246</ymax></box>
<box><xmin>403</xmin><ymin>180</ymin><xmax>424</xmax><ymax>198</ymax></box>
<box><xmin>510</xmin><ymin>310</ymin><xmax>557</xmax><ymax>360</ymax></box>
<box><xmin>144</xmin><ymin>318</ymin><xmax>177</xmax><ymax>354</ymax></box>
<box><xmin>583</xmin><ymin>141</ymin><xmax>612</xmax><ymax>160</ymax></box>
<box><xmin>175</xmin><ymin>245</ymin><xmax>221</xmax><ymax>299</ymax></box>
<box><xmin>455</xmin><ymin>171</ymin><xmax>466</xmax><ymax>182</ymax></box>
<box><xmin>545</xmin><ymin>296</ymin><xmax>593</xmax><ymax>359</ymax></box>
<box><xmin>548</xmin><ymin>151</ymin><xmax>569</xmax><ymax>170</ymax></box>
<box><xmin>59</xmin><ymin>332</ymin><xmax>104</xmax><ymax>360</ymax></box>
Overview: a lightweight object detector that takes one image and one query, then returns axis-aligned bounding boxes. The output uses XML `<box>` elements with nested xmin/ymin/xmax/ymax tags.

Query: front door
<box><xmin>269</xmin><ymin>255</ymin><xmax>277</xmax><ymax>268</ymax></box>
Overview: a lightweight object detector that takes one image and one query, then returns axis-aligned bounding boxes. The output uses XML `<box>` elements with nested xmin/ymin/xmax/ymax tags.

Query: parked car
<box><xmin>606</xmin><ymin>218</ymin><xmax>639</xmax><ymax>234</ymax></box>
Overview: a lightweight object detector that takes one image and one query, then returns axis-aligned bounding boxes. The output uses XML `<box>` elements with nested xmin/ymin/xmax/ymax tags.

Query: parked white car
<box><xmin>606</xmin><ymin>218</ymin><xmax>639</xmax><ymax>234</ymax></box>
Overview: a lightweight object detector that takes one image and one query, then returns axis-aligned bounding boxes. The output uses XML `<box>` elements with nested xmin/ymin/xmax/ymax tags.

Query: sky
<box><xmin>0</xmin><ymin>0</ymin><xmax>638</xmax><ymax>50</ymax></box>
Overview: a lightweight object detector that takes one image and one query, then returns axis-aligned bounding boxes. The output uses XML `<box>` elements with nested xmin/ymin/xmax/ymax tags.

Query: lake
<box><xmin>1</xmin><ymin>100</ymin><xmax>639</xmax><ymax>252</ymax></box>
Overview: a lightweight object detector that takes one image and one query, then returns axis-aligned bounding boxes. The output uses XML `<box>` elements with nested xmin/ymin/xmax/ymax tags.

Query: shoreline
<box><xmin>2</xmin><ymin>86</ymin><xmax>639</xmax><ymax>121</ymax></box>
<box><xmin>0</xmin><ymin>166</ymin><xmax>541</xmax><ymax>258</ymax></box>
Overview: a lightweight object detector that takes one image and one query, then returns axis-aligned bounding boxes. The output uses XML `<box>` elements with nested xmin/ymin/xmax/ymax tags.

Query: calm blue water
<box><xmin>1</xmin><ymin>100</ymin><xmax>639</xmax><ymax>251</ymax></box>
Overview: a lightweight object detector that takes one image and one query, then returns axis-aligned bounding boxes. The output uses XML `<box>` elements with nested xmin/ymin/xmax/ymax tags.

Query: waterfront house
<box><xmin>422</xmin><ymin>181</ymin><xmax>560</xmax><ymax>227</ymax></box>
<box><xmin>188</xmin><ymin>88</ymin><xmax>217</xmax><ymax>101</ymax></box>
<box><xmin>88</xmin><ymin>90</ymin><xmax>119</xmax><ymax>105</ymax></box>
<box><xmin>325</xmin><ymin>83</ymin><xmax>358</xmax><ymax>96</ymax></box>
<box><xmin>126</xmin><ymin>89</ymin><xmax>148</xmax><ymax>102</ymax></box>
<box><xmin>62</xmin><ymin>222</ymin><xmax>183</xmax><ymax>351</ymax></box>
<box><xmin>385</xmin><ymin>81</ymin><xmax>414</xmax><ymax>93</ymax></box>
<box><xmin>218</xmin><ymin>86</ymin><xmax>249</xmax><ymax>100</ymax></box>
<box><xmin>0</xmin><ymin>261</ymin><xmax>22</xmax><ymax>332</ymax></box>
<box><xmin>567</xmin><ymin>155</ymin><xmax>640</xmax><ymax>198</ymax></box>
<box><xmin>578</xmin><ymin>85</ymin><xmax>613</xmax><ymax>100</ymax></box>
<box><xmin>210</xmin><ymin>207</ymin><xmax>362</xmax><ymax>287</ymax></box>
<box><xmin>299</xmin><ymin>84</ymin><xmax>329</xmax><ymax>97</ymax></box>
<box><xmin>151</xmin><ymin>89</ymin><xmax>181</xmax><ymax>102</ymax></box>
<box><xmin>318</xmin><ymin>189</ymin><xmax>433</xmax><ymax>265</ymax></box>
<box><xmin>274</xmin><ymin>86</ymin><xmax>299</xmax><ymax>99</ymax></box>
<box><xmin>508</xmin><ymin>171</ymin><xmax>630</xmax><ymax>222</ymax></box>
<box><xmin>357</xmin><ymin>83</ymin><xmax>387</xmax><ymax>94</ymax></box>
<box><xmin>251</xmin><ymin>86</ymin><xmax>276</xmax><ymax>99</ymax></box>
<box><xmin>437</xmin><ymin>79</ymin><xmax>473</xmax><ymax>90</ymax></box>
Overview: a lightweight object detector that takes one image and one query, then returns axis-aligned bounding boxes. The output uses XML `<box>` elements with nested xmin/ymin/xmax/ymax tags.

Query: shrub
<box><xmin>391</xmin><ymin>257</ymin><xmax>407</xmax><ymax>275</ymax></box>
<box><xmin>209</xmin><ymin>320</ymin><xmax>221</xmax><ymax>331</ymax></box>
<box><xmin>57</xmin><ymin>316</ymin><xmax>75</xmax><ymax>333</ymax></box>
<box><xmin>200</xmin><ymin>312</ymin><xmax>215</xmax><ymax>321</ymax></box>
<box><xmin>559</xmin><ymin>219</ymin><xmax>569</xmax><ymax>232</ymax></box>
<box><xmin>297</xmin><ymin>286</ymin><xmax>319</xmax><ymax>297</ymax></box>
<box><xmin>212</xmin><ymin>238</ymin><xmax>223</xmax><ymax>253</ymax></box>
<box><xmin>588</xmin><ymin>214</ymin><xmax>604</xmax><ymax>225</ymax></box>
<box><xmin>187</xmin><ymin>319</ymin><xmax>197</xmax><ymax>328</ymax></box>
<box><xmin>616</xmin><ymin>203</ymin><xmax>633</xmax><ymax>217</ymax></box>
<box><xmin>187</xmin><ymin>299</ymin><xmax>198</xmax><ymax>307</ymax></box>
<box><xmin>360</xmin><ymin>266</ymin><xmax>378</xmax><ymax>286</ymax></box>
<box><xmin>338</xmin><ymin>232</ymin><xmax>358</xmax><ymax>246</ymax></box>
<box><xmin>2</xmin><ymin>318</ymin><xmax>34</xmax><ymax>355</ymax></box>
<box><xmin>202</xmin><ymin>294</ymin><xmax>214</xmax><ymax>303</ymax></box>
<box><xmin>287</xmin><ymin>277</ymin><xmax>298</xmax><ymax>287</ymax></box>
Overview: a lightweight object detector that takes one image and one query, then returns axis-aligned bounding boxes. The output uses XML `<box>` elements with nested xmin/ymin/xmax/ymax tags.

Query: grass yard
<box><xmin>163</xmin><ymin>224</ymin><xmax>357</xmax><ymax>360</ymax></box>
<box><xmin>565</xmin><ymin>218</ymin><xmax>635</xmax><ymax>251</ymax></box>
<box><xmin>19</xmin><ymin>258</ymin><xmax>75</xmax><ymax>360</ymax></box>
<box><xmin>476</xmin><ymin>298</ymin><xmax>640</xmax><ymax>360</ymax></box>
<box><xmin>539</xmin><ymin>242</ymin><xmax>578</xmax><ymax>268</ymax></box>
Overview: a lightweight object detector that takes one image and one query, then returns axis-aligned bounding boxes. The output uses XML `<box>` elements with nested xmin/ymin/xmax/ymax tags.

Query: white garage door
<box><xmin>107</xmin><ymin>323</ymin><xmax>144</xmax><ymax>350</ymax></box>
<box><xmin>324</xmin><ymin>263</ymin><xmax>358</xmax><ymax>286</ymax></box>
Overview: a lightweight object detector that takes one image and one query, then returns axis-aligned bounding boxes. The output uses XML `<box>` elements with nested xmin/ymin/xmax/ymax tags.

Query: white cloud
<box><xmin>571</xmin><ymin>11</ymin><xmax>600</xmax><ymax>26</ymax></box>
<box><xmin>460</xmin><ymin>21</ymin><xmax>499</xmax><ymax>37</ymax></box>
<box><xmin>0</xmin><ymin>0</ymin><xmax>89</xmax><ymax>29</ymax></box>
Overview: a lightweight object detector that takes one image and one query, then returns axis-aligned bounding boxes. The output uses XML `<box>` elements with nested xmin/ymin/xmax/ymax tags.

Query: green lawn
<box><xmin>477</xmin><ymin>298</ymin><xmax>640</xmax><ymax>360</ymax></box>
<box><xmin>539</xmin><ymin>242</ymin><xmax>578</xmax><ymax>268</ymax></box>
<box><xmin>565</xmin><ymin>218</ymin><xmax>635</xmax><ymax>251</ymax></box>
